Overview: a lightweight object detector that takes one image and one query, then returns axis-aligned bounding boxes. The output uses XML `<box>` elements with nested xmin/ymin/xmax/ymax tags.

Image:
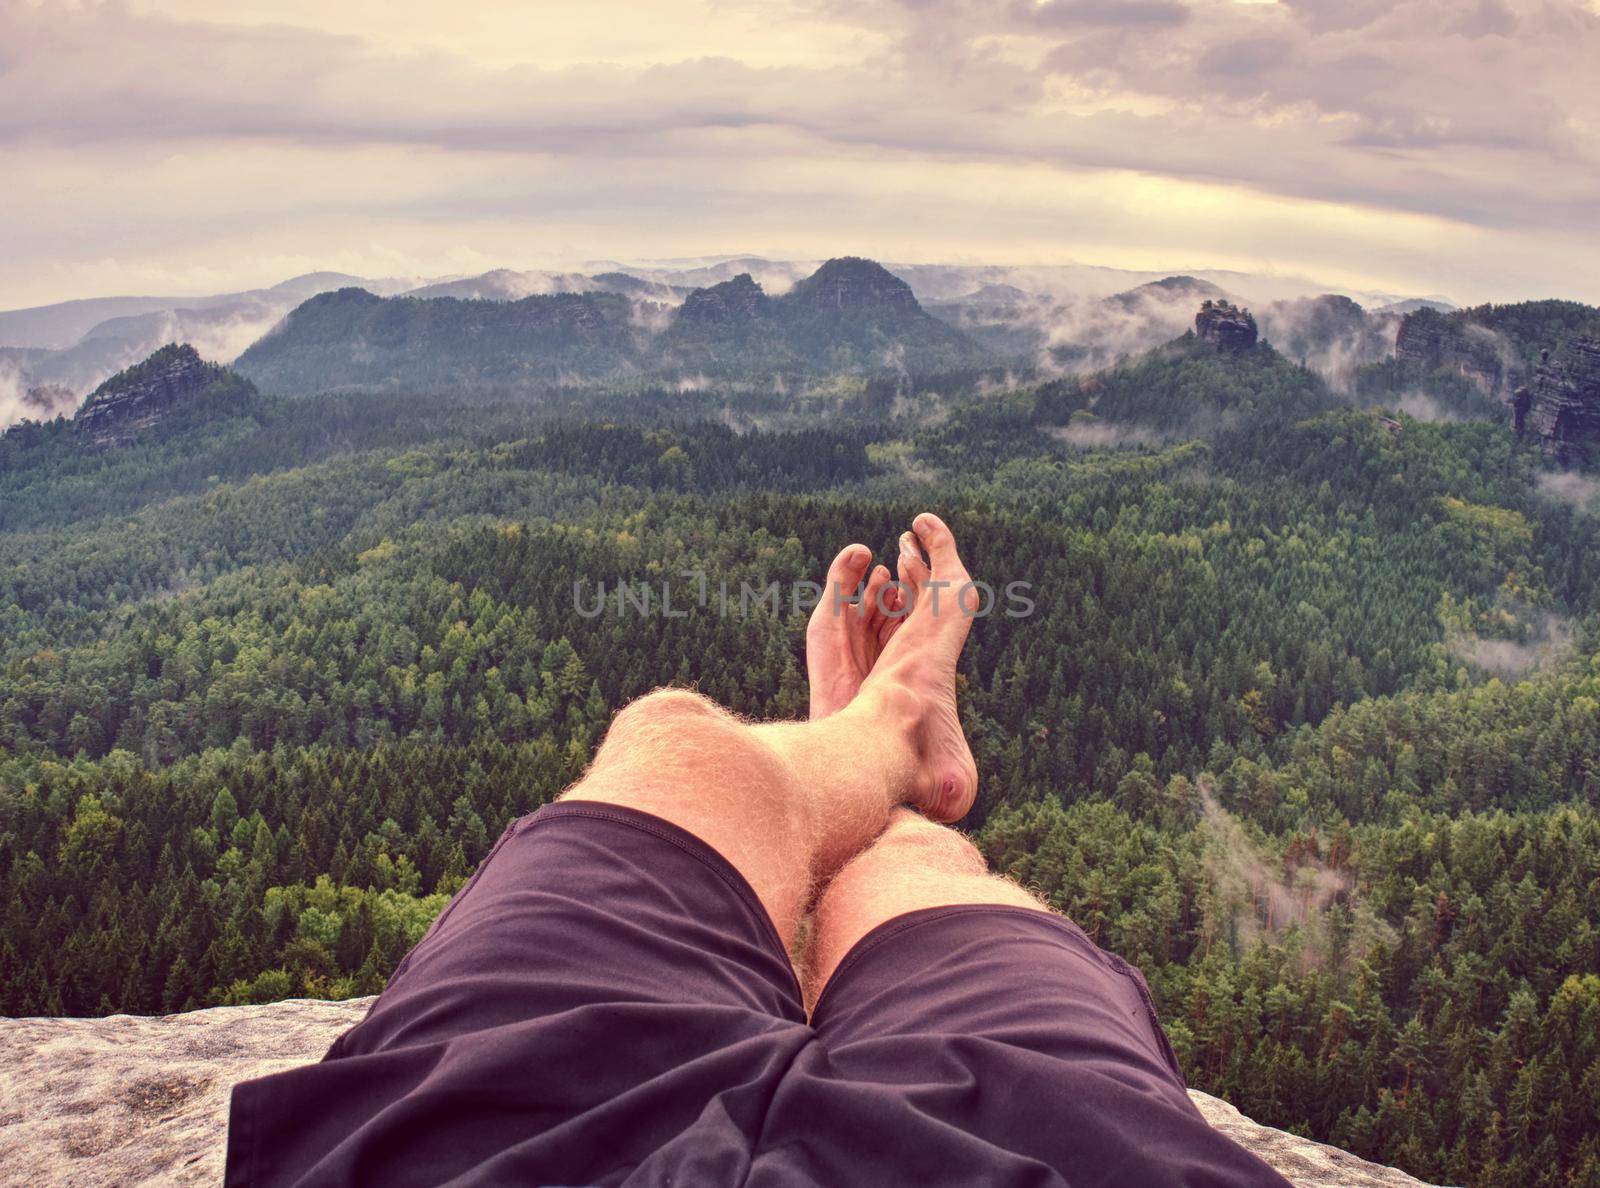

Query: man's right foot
<box><xmin>859</xmin><ymin>512</ymin><xmax>980</xmax><ymax>823</ymax></box>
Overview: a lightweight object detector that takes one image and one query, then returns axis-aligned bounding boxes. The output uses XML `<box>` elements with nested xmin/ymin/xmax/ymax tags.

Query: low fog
<box><xmin>933</xmin><ymin>274</ymin><xmax>1421</xmax><ymax>390</ymax></box>
<box><xmin>1395</xmin><ymin>391</ymin><xmax>1462</xmax><ymax>423</ymax></box>
<box><xmin>1448</xmin><ymin>612</ymin><xmax>1575</xmax><ymax>678</ymax></box>
<box><xmin>1045</xmin><ymin>420</ymin><xmax>1158</xmax><ymax>449</ymax></box>
<box><xmin>1196</xmin><ymin>779</ymin><xmax>1369</xmax><ymax>968</ymax></box>
<box><xmin>1536</xmin><ymin>471</ymin><xmax>1600</xmax><ymax>513</ymax></box>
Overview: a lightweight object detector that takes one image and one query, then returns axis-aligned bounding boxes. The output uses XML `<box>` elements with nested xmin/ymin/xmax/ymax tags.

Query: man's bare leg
<box><xmin>805</xmin><ymin>807</ymin><xmax>1047</xmax><ymax>1008</ymax></box>
<box><xmin>562</xmin><ymin>513</ymin><xmax>979</xmax><ymax>950</ymax></box>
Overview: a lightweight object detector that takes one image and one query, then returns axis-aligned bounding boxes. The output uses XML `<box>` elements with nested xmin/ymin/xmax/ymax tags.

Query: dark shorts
<box><xmin>227</xmin><ymin>802</ymin><xmax>1290</xmax><ymax>1187</ymax></box>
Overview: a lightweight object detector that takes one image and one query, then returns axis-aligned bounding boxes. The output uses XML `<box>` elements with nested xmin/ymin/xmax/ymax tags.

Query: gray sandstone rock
<box><xmin>0</xmin><ymin>998</ymin><xmax>1438</xmax><ymax>1187</ymax></box>
<box><xmin>1514</xmin><ymin>336</ymin><xmax>1600</xmax><ymax>465</ymax></box>
<box><xmin>73</xmin><ymin>343</ymin><xmax>217</xmax><ymax>450</ymax></box>
<box><xmin>1393</xmin><ymin>308</ymin><xmax>1508</xmax><ymax>392</ymax></box>
<box><xmin>1195</xmin><ymin>300</ymin><xmax>1259</xmax><ymax>351</ymax></box>
<box><xmin>678</xmin><ymin>274</ymin><xmax>771</xmax><ymax>325</ymax></box>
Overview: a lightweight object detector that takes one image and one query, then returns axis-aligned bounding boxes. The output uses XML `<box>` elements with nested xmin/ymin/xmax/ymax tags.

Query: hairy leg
<box><xmin>805</xmin><ymin>807</ymin><xmax>1045</xmax><ymax>1007</ymax></box>
<box><xmin>564</xmin><ymin>512</ymin><xmax>980</xmax><ymax>950</ymax></box>
<box><xmin>563</xmin><ymin>685</ymin><xmax>918</xmax><ymax>947</ymax></box>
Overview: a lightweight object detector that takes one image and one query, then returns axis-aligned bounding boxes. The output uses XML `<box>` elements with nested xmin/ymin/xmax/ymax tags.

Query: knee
<box><xmin>609</xmin><ymin>687</ymin><xmax>724</xmax><ymax>733</ymax></box>
<box><xmin>863</xmin><ymin>810</ymin><xmax>990</xmax><ymax>878</ymax></box>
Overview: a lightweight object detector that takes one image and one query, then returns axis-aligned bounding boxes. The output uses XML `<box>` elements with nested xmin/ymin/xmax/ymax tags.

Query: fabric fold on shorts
<box><xmin>226</xmin><ymin>801</ymin><xmax>1290</xmax><ymax>1187</ymax></box>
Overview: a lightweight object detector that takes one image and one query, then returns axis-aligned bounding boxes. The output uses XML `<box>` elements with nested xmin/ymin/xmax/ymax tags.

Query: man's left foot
<box><xmin>807</xmin><ymin>543</ymin><xmax>905</xmax><ymax>718</ymax></box>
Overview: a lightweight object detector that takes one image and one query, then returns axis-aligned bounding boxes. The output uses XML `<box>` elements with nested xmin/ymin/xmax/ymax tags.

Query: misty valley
<box><xmin>5</xmin><ymin>255</ymin><xmax>1600</xmax><ymax>1187</ymax></box>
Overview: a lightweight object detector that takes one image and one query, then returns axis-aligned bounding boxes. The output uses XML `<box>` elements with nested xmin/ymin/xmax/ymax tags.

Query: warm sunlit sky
<box><xmin>3</xmin><ymin>0</ymin><xmax>1598</xmax><ymax>309</ymax></box>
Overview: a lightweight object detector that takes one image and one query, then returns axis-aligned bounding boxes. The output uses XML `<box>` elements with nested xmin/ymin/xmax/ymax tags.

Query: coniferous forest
<box><xmin>6</xmin><ymin>319</ymin><xmax>1600</xmax><ymax>1187</ymax></box>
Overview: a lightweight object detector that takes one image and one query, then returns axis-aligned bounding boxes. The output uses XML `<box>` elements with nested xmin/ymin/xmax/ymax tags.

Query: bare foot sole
<box><xmin>807</xmin><ymin>542</ymin><xmax>906</xmax><ymax>719</ymax></box>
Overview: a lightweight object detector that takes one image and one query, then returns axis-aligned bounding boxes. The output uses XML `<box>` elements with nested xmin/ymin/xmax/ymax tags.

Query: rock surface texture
<box><xmin>0</xmin><ymin>998</ymin><xmax>1437</xmax><ymax>1187</ymax></box>
<box><xmin>1195</xmin><ymin>300</ymin><xmax>1259</xmax><ymax>350</ymax></box>
<box><xmin>677</xmin><ymin>273</ymin><xmax>770</xmax><ymax>325</ymax></box>
<box><xmin>1513</xmin><ymin>336</ymin><xmax>1600</xmax><ymax>465</ymax></box>
<box><xmin>73</xmin><ymin>343</ymin><xmax>216</xmax><ymax>449</ymax></box>
<box><xmin>1394</xmin><ymin>308</ymin><xmax>1507</xmax><ymax>392</ymax></box>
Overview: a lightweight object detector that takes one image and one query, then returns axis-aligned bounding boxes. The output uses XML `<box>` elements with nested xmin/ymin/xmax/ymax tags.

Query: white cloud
<box><xmin>0</xmin><ymin>0</ymin><xmax>1596</xmax><ymax>309</ymax></box>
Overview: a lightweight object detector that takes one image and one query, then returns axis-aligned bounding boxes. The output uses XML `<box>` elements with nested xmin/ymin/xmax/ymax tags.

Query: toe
<box><xmin>826</xmin><ymin>542</ymin><xmax>872</xmax><ymax>588</ymax></box>
<box><xmin>912</xmin><ymin>513</ymin><xmax>964</xmax><ymax>575</ymax></box>
<box><xmin>863</xmin><ymin>564</ymin><xmax>892</xmax><ymax>627</ymax></box>
<box><xmin>898</xmin><ymin>530</ymin><xmax>931</xmax><ymax>594</ymax></box>
<box><xmin>817</xmin><ymin>543</ymin><xmax>872</xmax><ymax>624</ymax></box>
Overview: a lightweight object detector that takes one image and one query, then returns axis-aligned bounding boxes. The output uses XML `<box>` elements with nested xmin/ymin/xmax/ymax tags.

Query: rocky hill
<box><xmin>0</xmin><ymin>998</ymin><xmax>1434</xmax><ymax>1187</ymax></box>
<box><xmin>1513</xmin><ymin>336</ymin><xmax>1600</xmax><ymax>464</ymax></box>
<box><xmin>765</xmin><ymin>257</ymin><xmax>981</xmax><ymax>372</ymax></box>
<box><xmin>783</xmin><ymin>255</ymin><xmax>922</xmax><ymax>316</ymax></box>
<box><xmin>1394</xmin><ymin>300</ymin><xmax>1600</xmax><ymax>399</ymax></box>
<box><xmin>676</xmin><ymin>272</ymin><xmax>771</xmax><ymax>327</ymax></box>
<box><xmin>236</xmin><ymin>259</ymin><xmax>985</xmax><ymax>394</ymax></box>
<box><xmin>73</xmin><ymin>344</ymin><xmax>250</xmax><ymax>449</ymax></box>
<box><xmin>1195</xmin><ymin>299</ymin><xmax>1258</xmax><ymax>350</ymax></box>
<box><xmin>1394</xmin><ymin>307</ymin><xmax>1508</xmax><ymax>392</ymax></box>
<box><xmin>234</xmin><ymin>287</ymin><xmax>643</xmax><ymax>395</ymax></box>
<box><xmin>1027</xmin><ymin>302</ymin><xmax>1338</xmax><ymax>437</ymax></box>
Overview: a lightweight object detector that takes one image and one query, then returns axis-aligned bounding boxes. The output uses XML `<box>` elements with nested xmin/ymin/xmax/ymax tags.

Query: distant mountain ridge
<box><xmin>19</xmin><ymin>254</ymin><xmax>1592</xmax><ymax>432</ymax></box>
<box><xmin>234</xmin><ymin>287</ymin><xmax>644</xmax><ymax>394</ymax></box>
<box><xmin>0</xmin><ymin>257</ymin><xmax>1445</xmax><ymax>355</ymax></box>
<box><xmin>0</xmin><ymin>273</ymin><xmax>428</xmax><ymax>407</ymax></box>
<box><xmin>0</xmin><ymin>272</ymin><xmax>421</xmax><ymax>353</ymax></box>
<box><xmin>235</xmin><ymin>258</ymin><xmax>987</xmax><ymax>395</ymax></box>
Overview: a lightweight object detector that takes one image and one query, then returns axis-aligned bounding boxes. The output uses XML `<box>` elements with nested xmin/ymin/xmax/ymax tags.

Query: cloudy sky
<box><xmin>3</xmin><ymin>0</ymin><xmax>1598</xmax><ymax>309</ymax></box>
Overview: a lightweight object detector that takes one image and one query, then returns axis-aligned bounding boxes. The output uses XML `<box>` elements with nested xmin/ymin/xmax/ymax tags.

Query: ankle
<box><xmin>839</xmin><ymin>678</ymin><xmax>918</xmax><ymax>743</ymax></box>
<box><xmin>827</xmin><ymin>681</ymin><xmax>923</xmax><ymax>799</ymax></box>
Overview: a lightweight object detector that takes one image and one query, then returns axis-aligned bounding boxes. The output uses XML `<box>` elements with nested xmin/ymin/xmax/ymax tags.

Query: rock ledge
<box><xmin>0</xmin><ymin>998</ymin><xmax>1435</xmax><ymax>1186</ymax></box>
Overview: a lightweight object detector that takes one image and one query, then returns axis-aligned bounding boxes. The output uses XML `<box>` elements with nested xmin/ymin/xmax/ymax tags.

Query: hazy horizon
<box><xmin>0</xmin><ymin>253</ymin><xmax>1461</xmax><ymax>315</ymax></box>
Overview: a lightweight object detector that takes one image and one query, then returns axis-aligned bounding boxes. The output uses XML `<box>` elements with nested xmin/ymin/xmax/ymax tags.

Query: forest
<box><xmin>4</xmin><ymin>316</ymin><xmax>1600</xmax><ymax>1187</ymax></box>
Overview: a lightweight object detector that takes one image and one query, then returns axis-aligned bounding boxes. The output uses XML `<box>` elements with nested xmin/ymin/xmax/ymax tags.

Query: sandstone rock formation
<box><xmin>677</xmin><ymin>273</ymin><xmax>771</xmax><ymax>325</ymax></box>
<box><xmin>73</xmin><ymin>344</ymin><xmax>219</xmax><ymax>449</ymax></box>
<box><xmin>784</xmin><ymin>256</ymin><xmax>922</xmax><ymax>316</ymax></box>
<box><xmin>1196</xmin><ymin>299</ymin><xmax>1259</xmax><ymax>351</ymax></box>
<box><xmin>1513</xmin><ymin>336</ymin><xmax>1600</xmax><ymax>465</ymax></box>
<box><xmin>505</xmin><ymin>292</ymin><xmax>611</xmax><ymax>337</ymax></box>
<box><xmin>0</xmin><ymin>998</ymin><xmax>1437</xmax><ymax>1187</ymax></box>
<box><xmin>1394</xmin><ymin>307</ymin><xmax>1508</xmax><ymax>392</ymax></box>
